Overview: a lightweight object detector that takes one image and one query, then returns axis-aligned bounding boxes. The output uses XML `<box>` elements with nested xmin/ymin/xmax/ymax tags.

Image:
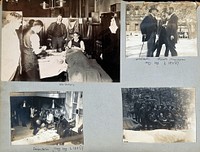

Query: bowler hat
<box><xmin>149</xmin><ymin>7</ymin><xmax>158</xmax><ymax>13</ymax></box>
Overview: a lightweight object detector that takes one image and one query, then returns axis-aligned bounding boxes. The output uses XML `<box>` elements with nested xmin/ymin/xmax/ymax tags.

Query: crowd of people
<box><xmin>1</xmin><ymin>12</ymin><xmax>120</xmax><ymax>82</ymax></box>
<box><xmin>128</xmin><ymin>97</ymin><xmax>187</xmax><ymax>130</ymax></box>
<box><xmin>140</xmin><ymin>7</ymin><xmax>178</xmax><ymax>57</ymax></box>
<box><xmin>11</xmin><ymin>101</ymin><xmax>81</xmax><ymax>138</ymax></box>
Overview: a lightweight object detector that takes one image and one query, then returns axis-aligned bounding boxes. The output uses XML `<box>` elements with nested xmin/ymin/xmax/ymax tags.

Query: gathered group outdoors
<box><xmin>126</xmin><ymin>2</ymin><xmax>197</xmax><ymax>58</ymax></box>
<box><xmin>122</xmin><ymin>88</ymin><xmax>196</xmax><ymax>143</ymax></box>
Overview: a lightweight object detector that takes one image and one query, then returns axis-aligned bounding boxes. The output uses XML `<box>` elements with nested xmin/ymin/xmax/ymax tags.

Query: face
<box><xmin>73</xmin><ymin>33</ymin><xmax>79</xmax><ymax>40</ymax></box>
<box><xmin>169</xmin><ymin>8</ymin><xmax>174</xmax><ymax>15</ymax></box>
<box><xmin>12</xmin><ymin>18</ymin><xmax>22</xmax><ymax>29</ymax></box>
<box><xmin>152</xmin><ymin>10</ymin><xmax>158</xmax><ymax>16</ymax></box>
<box><xmin>57</xmin><ymin>15</ymin><xmax>63</xmax><ymax>23</ymax></box>
<box><xmin>34</xmin><ymin>25</ymin><xmax>42</xmax><ymax>33</ymax></box>
<box><xmin>162</xmin><ymin>12</ymin><xmax>168</xmax><ymax>19</ymax></box>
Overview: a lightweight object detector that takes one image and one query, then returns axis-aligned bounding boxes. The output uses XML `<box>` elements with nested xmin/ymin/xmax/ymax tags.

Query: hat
<box><xmin>149</xmin><ymin>7</ymin><xmax>158</xmax><ymax>13</ymax></box>
<box><xmin>144</xmin><ymin>95</ymin><xmax>151</xmax><ymax>99</ymax></box>
<box><xmin>67</xmin><ymin>118</ymin><xmax>75</xmax><ymax>123</ymax></box>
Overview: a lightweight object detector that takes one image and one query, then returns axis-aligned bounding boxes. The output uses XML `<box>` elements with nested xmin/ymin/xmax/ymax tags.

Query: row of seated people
<box><xmin>30</xmin><ymin>107</ymin><xmax>82</xmax><ymax>138</ymax></box>
<box><xmin>127</xmin><ymin>98</ymin><xmax>188</xmax><ymax>130</ymax></box>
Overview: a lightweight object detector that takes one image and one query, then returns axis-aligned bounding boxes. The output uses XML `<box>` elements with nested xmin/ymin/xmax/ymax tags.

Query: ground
<box><xmin>126</xmin><ymin>32</ymin><xmax>197</xmax><ymax>58</ymax></box>
<box><xmin>123</xmin><ymin>129</ymin><xmax>196</xmax><ymax>143</ymax></box>
<box><xmin>11</xmin><ymin>123</ymin><xmax>82</xmax><ymax>145</ymax></box>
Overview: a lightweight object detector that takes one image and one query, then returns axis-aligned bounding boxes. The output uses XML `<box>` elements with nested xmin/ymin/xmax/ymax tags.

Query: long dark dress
<box><xmin>98</xmin><ymin>28</ymin><xmax>120</xmax><ymax>82</ymax></box>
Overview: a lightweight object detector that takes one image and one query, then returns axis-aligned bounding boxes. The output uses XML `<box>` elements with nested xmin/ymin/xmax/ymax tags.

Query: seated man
<box><xmin>57</xmin><ymin>115</ymin><xmax>72</xmax><ymax>138</ymax></box>
<box><xmin>46</xmin><ymin>110</ymin><xmax>54</xmax><ymax>128</ymax></box>
<box><xmin>67</xmin><ymin>32</ymin><xmax>85</xmax><ymax>54</ymax></box>
<box><xmin>158</xmin><ymin>112</ymin><xmax>168</xmax><ymax>129</ymax></box>
<box><xmin>33</xmin><ymin>119</ymin><xmax>43</xmax><ymax>135</ymax></box>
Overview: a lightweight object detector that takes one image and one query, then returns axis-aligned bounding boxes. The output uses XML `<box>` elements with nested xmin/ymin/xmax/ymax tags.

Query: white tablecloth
<box><xmin>38</xmin><ymin>51</ymin><xmax>68</xmax><ymax>79</ymax></box>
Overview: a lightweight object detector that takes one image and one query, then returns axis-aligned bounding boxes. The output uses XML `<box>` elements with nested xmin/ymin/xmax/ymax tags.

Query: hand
<box><xmin>41</xmin><ymin>46</ymin><xmax>47</xmax><ymax>50</ymax></box>
<box><xmin>143</xmin><ymin>34</ymin><xmax>146</xmax><ymax>39</ymax></box>
<box><xmin>155</xmin><ymin>34</ymin><xmax>159</xmax><ymax>42</ymax></box>
<box><xmin>170</xmin><ymin>35</ymin><xmax>174</xmax><ymax>40</ymax></box>
<box><xmin>72</xmin><ymin>46</ymin><xmax>81</xmax><ymax>50</ymax></box>
<box><xmin>142</xmin><ymin>34</ymin><xmax>147</xmax><ymax>42</ymax></box>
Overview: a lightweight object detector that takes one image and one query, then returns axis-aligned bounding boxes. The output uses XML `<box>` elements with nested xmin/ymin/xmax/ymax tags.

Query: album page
<box><xmin>0</xmin><ymin>1</ymin><xmax>200</xmax><ymax>152</ymax></box>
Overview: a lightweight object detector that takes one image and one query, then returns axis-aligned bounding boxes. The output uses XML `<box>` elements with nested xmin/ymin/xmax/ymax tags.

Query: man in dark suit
<box><xmin>154</xmin><ymin>11</ymin><xmax>169</xmax><ymax>57</ymax></box>
<box><xmin>47</xmin><ymin>15</ymin><xmax>67</xmax><ymax>52</ymax></box>
<box><xmin>140</xmin><ymin>7</ymin><xmax>158</xmax><ymax>57</ymax></box>
<box><xmin>165</xmin><ymin>7</ymin><xmax>178</xmax><ymax>56</ymax></box>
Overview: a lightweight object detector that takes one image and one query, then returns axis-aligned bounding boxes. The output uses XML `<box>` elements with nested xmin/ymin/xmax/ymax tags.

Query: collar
<box><xmin>109</xmin><ymin>25</ymin><xmax>118</xmax><ymax>34</ymax></box>
<box><xmin>169</xmin><ymin>12</ymin><xmax>175</xmax><ymax>18</ymax></box>
<box><xmin>56</xmin><ymin>22</ymin><xmax>61</xmax><ymax>25</ymax></box>
<box><xmin>150</xmin><ymin>13</ymin><xmax>156</xmax><ymax>18</ymax></box>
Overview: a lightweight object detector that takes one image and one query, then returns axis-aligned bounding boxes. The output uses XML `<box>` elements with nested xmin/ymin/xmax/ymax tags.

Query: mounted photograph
<box><xmin>1</xmin><ymin>0</ymin><xmax>120</xmax><ymax>82</ymax></box>
<box><xmin>122</xmin><ymin>88</ymin><xmax>196</xmax><ymax>143</ymax></box>
<box><xmin>126</xmin><ymin>2</ymin><xmax>197</xmax><ymax>58</ymax></box>
<box><xmin>10</xmin><ymin>91</ymin><xmax>83</xmax><ymax>145</ymax></box>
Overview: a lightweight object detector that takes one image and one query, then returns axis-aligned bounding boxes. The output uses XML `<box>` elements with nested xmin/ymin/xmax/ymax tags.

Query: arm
<box><xmin>67</xmin><ymin>40</ymin><xmax>72</xmax><ymax>48</ymax></box>
<box><xmin>47</xmin><ymin>23</ymin><xmax>54</xmax><ymax>39</ymax></box>
<box><xmin>167</xmin><ymin>15</ymin><xmax>178</xmax><ymax>38</ymax></box>
<box><xmin>62</xmin><ymin>24</ymin><xmax>67</xmax><ymax>40</ymax></box>
<box><xmin>79</xmin><ymin>40</ymin><xmax>85</xmax><ymax>52</ymax></box>
<box><xmin>70</xmin><ymin>40</ymin><xmax>85</xmax><ymax>52</ymax></box>
<box><xmin>30</xmin><ymin>34</ymin><xmax>44</xmax><ymax>54</ymax></box>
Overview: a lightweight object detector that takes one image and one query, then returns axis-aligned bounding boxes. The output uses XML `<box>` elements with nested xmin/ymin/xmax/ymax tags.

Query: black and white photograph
<box><xmin>122</xmin><ymin>88</ymin><xmax>196</xmax><ymax>143</ymax></box>
<box><xmin>126</xmin><ymin>2</ymin><xmax>197</xmax><ymax>58</ymax></box>
<box><xmin>10</xmin><ymin>91</ymin><xmax>83</xmax><ymax>145</ymax></box>
<box><xmin>1</xmin><ymin>0</ymin><xmax>120</xmax><ymax>82</ymax></box>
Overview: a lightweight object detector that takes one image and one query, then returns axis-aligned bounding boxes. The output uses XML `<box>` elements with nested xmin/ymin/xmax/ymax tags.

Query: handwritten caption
<box><xmin>136</xmin><ymin>57</ymin><xmax>186</xmax><ymax>66</ymax></box>
<box><xmin>59</xmin><ymin>83</ymin><xmax>75</xmax><ymax>87</ymax></box>
<box><xmin>33</xmin><ymin>146</ymin><xmax>83</xmax><ymax>152</ymax></box>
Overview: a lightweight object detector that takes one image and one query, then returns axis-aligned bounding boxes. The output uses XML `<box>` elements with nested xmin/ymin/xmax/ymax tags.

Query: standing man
<box><xmin>165</xmin><ymin>7</ymin><xmax>178</xmax><ymax>56</ymax></box>
<box><xmin>47</xmin><ymin>15</ymin><xmax>67</xmax><ymax>52</ymax></box>
<box><xmin>134</xmin><ymin>99</ymin><xmax>141</xmax><ymax>122</ymax></box>
<box><xmin>1</xmin><ymin>12</ymin><xmax>22</xmax><ymax>81</ymax></box>
<box><xmin>19</xmin><ymin>100</ymin><xmax>29</xmax><ymax>127</ymax></box>
<box><xmin>140</xmin><ymin>7</ymin><xmax>158</xmax><ymax>57</ymax></box>
<box><xmin>22</xmin><ymin>20</ymin><xmax>46</xmax><ymax>81</ymax></box>
<box><xmin>154</xmin><ymin>11</ymin><xmax>169</xmax><ymax>57</ymax></box>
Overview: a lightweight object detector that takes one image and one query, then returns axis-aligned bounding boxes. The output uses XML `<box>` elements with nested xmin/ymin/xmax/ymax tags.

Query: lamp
<box><xmin>5</xmin><ymin>0</ymin><xmax>18</xmax><ymax>3</ymax></box>
<box><xmin>52</xmin><ymin>100</ymin><xmax>55</xmax><ymax>108</ymax></box>
<box><xmin>41</xmin><ymin>0</ymin><xmax>66</xmax><ymax>10</ymax></box>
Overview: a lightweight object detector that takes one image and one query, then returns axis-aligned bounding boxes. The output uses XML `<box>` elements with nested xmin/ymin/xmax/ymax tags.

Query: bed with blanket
<box><xmin>65</xmin><ymin>49</ymin><xmax>112</xmax><ymax>82</ymax></box>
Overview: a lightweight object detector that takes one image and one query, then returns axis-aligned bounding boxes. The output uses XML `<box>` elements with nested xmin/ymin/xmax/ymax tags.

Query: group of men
<box><xmin>140</xmin><ymin>7</ymin><xmax>178</xmax><ymax>57</ymax></box>
<box><xmin>11</xmin><ymin>101</ymin><xmax>76</xmax><ymax>137</ymax></box>
<box><xmin>30</xmin><ymin>107</ymin><xmax>74</xmax><ymax>137</ymax></box>
<box><xmin>128</xmin><ymin>96</ymin><xmax>187</xmax><ymax>130</ymax></box>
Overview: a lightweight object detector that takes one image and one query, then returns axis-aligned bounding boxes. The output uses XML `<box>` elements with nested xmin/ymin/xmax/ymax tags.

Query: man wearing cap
<box><xmin>165</xmin><ymin>7</ymin><xmax>178</xmax><ymax>56</ymax></box>
<box><xmin>140</xmin><ymin>7</ymin><xmax>158</xmax><ymax>57</ymax></box>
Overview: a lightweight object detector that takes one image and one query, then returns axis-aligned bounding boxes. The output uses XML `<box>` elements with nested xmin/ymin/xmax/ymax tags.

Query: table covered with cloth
<box><xmin>38</xmin><ymin>50</ymin><xmax>68</xmax><ymax>79</ymax></box>
<box><xmin>66</xmin><ymin>49</ymin><xmax>112</xmax><ymax>82</ymax></box>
